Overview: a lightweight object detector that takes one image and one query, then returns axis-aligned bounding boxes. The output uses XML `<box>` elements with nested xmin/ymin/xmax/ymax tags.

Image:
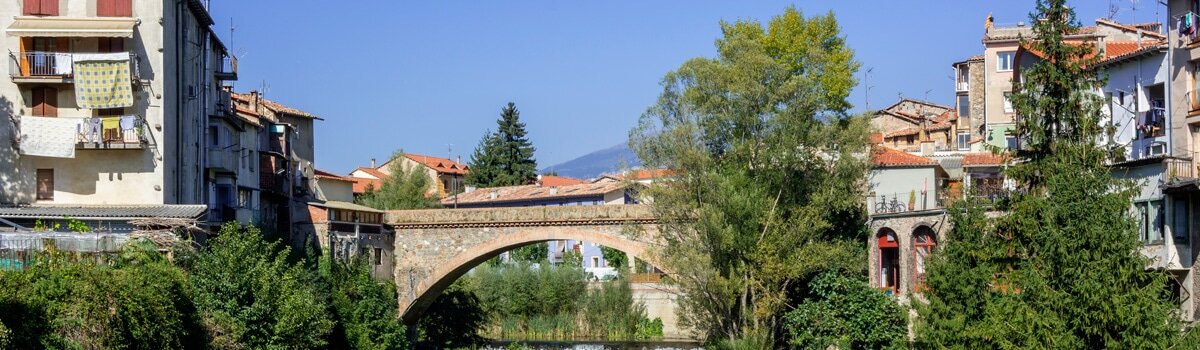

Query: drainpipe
<box><xmin>174</xmin><ymin>0</ymin><xmax>185</xmax><ymax>203</ymax></box>
<box><xmin>1164</xmin><ymin>4</ymin><xmax>1174</xmax><ymax>159</ymax></box>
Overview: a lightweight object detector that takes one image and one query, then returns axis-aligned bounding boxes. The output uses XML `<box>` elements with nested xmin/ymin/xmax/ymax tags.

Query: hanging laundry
<box><xmin>53</xmin><ymin>53</ymin><xmax>72</xmax><ymax>75</ymax></box>
<box><xmin>20</xmin><ymin>116</ymin><xmax>79</xmax><ymax>158</ymax></box>
<box><xmin>73</xmin><ymin>53</ymin><xmax>133</xmax><ymax>109</ymax></box>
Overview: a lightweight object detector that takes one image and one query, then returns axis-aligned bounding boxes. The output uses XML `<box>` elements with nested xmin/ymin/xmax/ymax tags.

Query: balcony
<box><xmin>207</xmin><ymin>147</ymin><xmax>239</xmax><ymax>173</ymax></box>
<box><xmin>215</xmin><ymin>55</ymin><xmax>237</xmax><ymax>81</ymax></box>
<box><xmin>1165</xmin><ymin>156</ymin><xmax>1198</xmax><ymax>186</ymax></box>
<box><xmin>957</xmin><ymin>81</ymin><xmax>969</xmax><ymax>92</ymax></box>
<box><xmin>9</xmin><ymin>51</ymin><xmax>139</xmax><ymax>84</ymax></box>
<box><xmin>867</xmin><ymin>191</ymin><xmax>935</xmax><ymax>215</ymax></box>
<box><xmin>214</xmin><ymin>89</ymin><xmax>232</xmax><ymax>117</ymax></box>
<box><xmin>1189</xmin><ymin>90</ymin><xmax>1200</xmax><ymax>112</ymax></box>
<box><xmin>75</xmin><ymin>116</ymin><xmax>147</xmax><ymax>149</ymax></box>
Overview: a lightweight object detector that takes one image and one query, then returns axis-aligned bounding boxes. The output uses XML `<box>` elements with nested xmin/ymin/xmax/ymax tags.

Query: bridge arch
<box><xmin>387</xmin><ymin>205</ymin><xmax>662</xmax><ymax>324</ymax></box>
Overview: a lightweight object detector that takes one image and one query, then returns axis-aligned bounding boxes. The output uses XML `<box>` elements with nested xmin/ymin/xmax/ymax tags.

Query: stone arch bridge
<box><xmin>386</xmin><ymin>205</ymin><xmax>664</xmax><ymax>324</ymax></box>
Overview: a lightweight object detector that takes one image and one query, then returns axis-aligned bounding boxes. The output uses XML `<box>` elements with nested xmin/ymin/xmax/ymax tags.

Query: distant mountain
<box><xmin>542</xmin><ymin>143</ymin><xmax>641</xmax><ymax>179</ymax></box>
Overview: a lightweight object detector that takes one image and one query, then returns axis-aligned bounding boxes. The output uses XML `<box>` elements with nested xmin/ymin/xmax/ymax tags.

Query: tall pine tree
<box><xmin>465</xmin><ymin>102</ymin><xmax>538</xmax><ymax>187</ymax></box>
<box><xmin>916</xmin><ymin>1</ymin><xmax>1194</xmax><ymax>348</ymax></box>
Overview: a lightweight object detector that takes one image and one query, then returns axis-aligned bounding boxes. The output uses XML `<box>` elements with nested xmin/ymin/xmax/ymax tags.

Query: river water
<box><xmin>485</xmin><ymin>340</ymin><xmax>702</xmax><ymax>350</ymax></box>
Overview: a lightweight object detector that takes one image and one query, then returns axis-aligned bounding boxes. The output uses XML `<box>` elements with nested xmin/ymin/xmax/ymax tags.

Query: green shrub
<box><xmin>783</xmin><ymin>271</ymin><xmax>906</xmax><ymax>349</ymax></box>
<box><xmin>189</xmin><ymin>222</ymin><xmax>334</xmax><ymax>349</ymax></box>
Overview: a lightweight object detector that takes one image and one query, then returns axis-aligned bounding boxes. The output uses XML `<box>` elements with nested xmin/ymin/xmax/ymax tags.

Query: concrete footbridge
<box><xmin>386</xmin><ymin>205</ymin><xmax>666</xmax><ymax>324</ymax></box>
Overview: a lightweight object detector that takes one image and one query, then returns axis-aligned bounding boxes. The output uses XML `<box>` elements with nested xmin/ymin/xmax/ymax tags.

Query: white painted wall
<box><xmin>867</xmin><ymin>166</ymin><xmax>939</xmax><ymax>213</ymax></box>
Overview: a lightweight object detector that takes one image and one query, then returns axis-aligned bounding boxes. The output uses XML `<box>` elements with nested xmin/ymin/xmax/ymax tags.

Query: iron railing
<box><xmin>75</xmin><ymin>116</ymin><xmax>147</xmax><ymax>148</ymax></box>
<box><xmin>10</xmin><ymin>51</ymin><xmax>139</xmax><ymax>80</ymax></box>
<box><xmin>868</xmin><ymin>191</ymin><xmax>932</xmax><ymax>215</ymax></box>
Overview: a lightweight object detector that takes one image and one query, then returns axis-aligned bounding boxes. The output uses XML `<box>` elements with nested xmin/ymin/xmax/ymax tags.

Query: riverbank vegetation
<box><xmin>419</xmin><ymin>260</ymin><xmax>664</xmax><ymax>346</ymax></box>
<box><xmin>0</xmin><ymin>223</ymin><xmax>409</xmax><ymax>349</ymax></box>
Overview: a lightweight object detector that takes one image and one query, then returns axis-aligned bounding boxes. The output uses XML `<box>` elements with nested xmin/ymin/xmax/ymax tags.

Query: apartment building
<box><xmin>952</xmin><ymin>55</ymin><xmax>986</xmax><ymax>150</ymax></box>
<box><xmin>0</xmin><ymin>0</ymin><xmax>234</xmax><ymax>230</ymax></box>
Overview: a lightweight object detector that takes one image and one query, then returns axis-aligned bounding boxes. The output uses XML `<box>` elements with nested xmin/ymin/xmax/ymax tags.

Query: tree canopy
<box><xmin>630</xmin><ymin>6</ymin><xmax>881</xmax><ymax>345</ymax></box>
<box><xmin>466</xmin><ymin>102</ymin><xmax>538</xmax><ymax>187</ymax></box>
<box><xmin>356</xmin><ymin>151</ymin><xmax>441</xmax><ymax>210</ymax></box>
<box><xmin>916</xmin><ymin>1</ymin><xmax>1195</xmax><ymax>348</ymax></box>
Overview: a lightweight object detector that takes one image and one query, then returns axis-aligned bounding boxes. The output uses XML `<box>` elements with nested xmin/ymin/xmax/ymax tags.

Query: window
<box><xmin>1136</xmin><ymin>200</ymin><xmax>1166</xmax><ymax>243</ymax></box>
<box><xmin>1173</xmin><ymin>197</ymin><xmax>1189</xmax><ymax>244</ymax></box>
<box><xmin>97</xmin><ymin>37</ymin><xmax>125</xmax><ymax>53</ymax></box>
<box><xmin>30</xmin><ymin>87</ymin><xmax>57</xmax><ymax>117</ymax></box>
<box><xmin>913</xmin><ymin>228</ymin><xmax>937</xmax><ymax>292</ymax></box>
<box><xmin>23</xmin><ymin>0</ymin><xmax>59</xmax><ymax>16</ymax></box>
<box><xmin>957</xmin><ymin>133</ymin><xmax>971</xmax><ymax>151</ymax></box>
<box><xmin>208</xmin><ymin>126</ymin><xmax>220</xmax><ymax>147</ymax></box>
<box><xmin>1003</xmin><ymin>92</ymin><xmax>1014</xmax><ymax>113</ymax></box>
<box><xmin>592</xmin><ymin>256</ymin><xmax>600</xmax><ymax>268</ymax></box>
<box><xmin>36</xmin><ymin>169</ymin><xmax>53</xmax><ymax>200</ymax></box>
<box><xmin>906</xmin><ymin>135</ymin><xmax>915</xmax><ymax>145</ymax></box>
<box><xmin>877</xmin><ymin>229</ymin><xmax>900</xmax><ymax>293</ymax></box>
<box><xmin>997</xmin><ymin>51</ymin><xmax>1015</xmax><ymax>71</ymax></box>
<box><xmin>957</xmin><ymin>95</ymin><xmax>969</xmax><ymax>119</ymax></box>
<box><xmin>957</xmin><ymin>65</ymin><xmax>969</xmax><ymax>89</ymax></box>
<box><xmin>97</xmin><ymin>0</ymin><xmax>132</xmax><ymax>17</ymax></box>
<box><xmin>374</xmin><ymin>248</ymin><xmax>383</xmax><ymax>266</ymax></box>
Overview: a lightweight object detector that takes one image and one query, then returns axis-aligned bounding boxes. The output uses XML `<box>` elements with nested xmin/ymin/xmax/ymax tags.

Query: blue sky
<box><xmin>207</xmin><ymin>1</ymin><xmax>1136</xmax><ymax>174</ymax></box>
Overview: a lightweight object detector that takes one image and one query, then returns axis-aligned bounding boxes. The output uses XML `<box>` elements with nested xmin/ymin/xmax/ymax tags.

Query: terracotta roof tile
<box><xmin>351</xmin><ymin>177</ymin><xmax>384</xmax><ymax>194</ymax></box>
<box><xmin>231</xmin><ymin>92</ymin><xmax>321</xmax><ymax>120</ymax></box>
<box><xmin>885</xmin><ymin>127</ymin><xmax>922</xmax><ymax>138</ymax></box>
<box><xmin>872</xmin><ymin>147</ymin><xmax>936</xmax><ymax>167</ymax></box>
<box><xmin>962</xmin><ymin>152</ymin><xmax>1010</xmax><ymax>167</ymax></box>
<box><xmin>540</xmin><ymin>175</ymin><xmax>589</xmax><ymax>187</ymax></box>
<box><xmin>443</xmin><ymin>181</ymin><xmax>628</xmax><ymax>206</ymax></box>
<box><xmin>404</xmin><ymin>154</ymin><xmax>469</xmax><ymax>175</ymax></box>
<box><xmin>352</xmin><ymin>167</ymin><xmax>389</xmax><ymax>180</ymax></box>
<box><xmin>314</xmin><ymin>169</ymin><xmax>354</xmax><ymax>182</ymax></box>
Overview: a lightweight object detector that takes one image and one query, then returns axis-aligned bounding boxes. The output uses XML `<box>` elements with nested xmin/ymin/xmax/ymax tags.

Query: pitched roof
<box><xmin>1095</xmin><ymin>18</ymin><xmax>1165</xmax><ymax>39</ymax></box>
<box><xmin>352</xmin><ymin>167</ymin><xmax>389</xmax><ymax>180</ymax></box>
<box><xmin>351</xmin><ymin>177</ymin><xmax>384</xmax><ymax>194</ymax></box>
<box><xmin>314</xmin><ymin>169</ymin><xmax>354</xmax><ymax>183</ymax></box>
<box><xmin>872</xmin><ymin>147</ymin><xmax>937</xmax><ymax>167</ymax></box>
<box><xmin>231</xmin><ymin>92</ymin><xmax>322</xmax><ymax>120</ymax></box>
<box><xmin>539</xmin><ymin>175</ymin><xmax>589</xmax><ymax>187</ymax></box>
<box><xmin>962</xmin><ymin>152</ymin><xmax>1010</xmax><ymax>167</ymax></box>
<box><xmin>0</xmin><ymin>205</ymin><xmax>208</xmax><ymax>220</ymax></box>
<box><xmin>884</xmin><ymin>127</ymin><xmax>922</xmax><ymax>138</ymax></box>
<box><xmin>403</xmin><ymin>154</ymin><xmax>469</xmax><ymax>175</ymax></box>
<box><xmin>442</xmin><ymin>181</ymin><xmax>627</xmax><ymax>206</ymax></box>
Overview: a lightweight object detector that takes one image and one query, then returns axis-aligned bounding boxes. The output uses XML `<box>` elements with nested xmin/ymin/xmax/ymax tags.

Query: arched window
<box><xmin>913</xmin><ymin>226</ymin><xmax>938</xmax><ymax>292</ymax></box>
<box><xmin>877</xmin><ymin>229</ymin><xmax>900</xmax><ymax>294</ymax></box>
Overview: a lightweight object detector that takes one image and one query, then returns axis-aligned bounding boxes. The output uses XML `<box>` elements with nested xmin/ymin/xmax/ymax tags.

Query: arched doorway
<box><xmin>913</xmin><ymin>226</ymin><xmax>937</xmax><ymax>292</ymax></box>
<box><xmin>877</xmin><ymin>228</ymin><xmax>900</xmax><ymax>294</ymax></box>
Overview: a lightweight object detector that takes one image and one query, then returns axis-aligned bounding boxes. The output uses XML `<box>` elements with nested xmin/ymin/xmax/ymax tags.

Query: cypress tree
<box><xmin>466</xmin><ymin>102</ymin><xmax>538</xmax><ymax>187</ymax></box>
<box><xmin>917</xmin><ymin>1</ymin><xmax>1194</xmax><ymax>348</ymax></box>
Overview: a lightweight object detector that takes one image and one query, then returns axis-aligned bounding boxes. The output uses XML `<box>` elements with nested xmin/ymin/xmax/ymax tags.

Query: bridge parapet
<box><xmin>387</xmin><ymin>204</ymin><xmax>655</xmax><ymax>228</ymax></box>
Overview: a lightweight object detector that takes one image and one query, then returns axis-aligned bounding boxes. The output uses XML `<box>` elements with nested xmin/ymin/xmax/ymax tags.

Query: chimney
<box><xmin>489</xmin><ymin>189</ymin><xmax>498</xmax><ymax>200</ymax></box>
<box><xmin>456</xmin><ymin>155</ymin><xmax>462</xmax><ymax>165</ymax></box>
<box><xmin>536</xmin><ymin>174</ymin><xmax>543</xmax><ymax>186</ymax></box>
<box><xmin>549</xmin><ymin>186</ymin><xmax>558</xmax><ymax>195</ymax></box>
<box><xmin>370</xmin><ymin>158</ymin><xmax>376</xmax><ymax>168</ymax></box>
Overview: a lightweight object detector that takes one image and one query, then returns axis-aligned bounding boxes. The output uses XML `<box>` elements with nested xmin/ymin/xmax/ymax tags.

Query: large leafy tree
<box><xmin>466</xmin><ymin>102</ymin><xmax>538</xmax><ymax>187</ymax></box>
<box><xmin>356</xmin><ymin>151</ymin><xmax>441</xmax><ymax>210</ymax></box>
<box><xmin>917</xmin><ymin>1</ymin><xmax>1193</xmax><ymax>348</ymax></box>
<box><xmin>630</xmin><ymin>7</ymin><xmax>874</xmax><ymax>344</ymax></box>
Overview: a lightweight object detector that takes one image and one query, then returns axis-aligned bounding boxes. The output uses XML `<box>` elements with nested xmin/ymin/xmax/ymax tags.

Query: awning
<box><xmin>6</xmin><ymin>17</ymin><xmax>136</xmax><ymax>38</ymax></box>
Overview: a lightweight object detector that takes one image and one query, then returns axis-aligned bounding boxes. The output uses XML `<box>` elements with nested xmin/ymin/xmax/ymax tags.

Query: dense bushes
<box><xmin>0</xmin><ymin>223</ymin><xmax>409</xmax><ymax>349</ymax></box>
<box><xmin>445</xmin><ymin>262</ymin><xmax>663</xmax><ymax>341</ymax></box>
<box><xmin>783</xmin><ymin>272</ymin><xmax>907</xmax><ymax>349</ymax></box>
<box><xmin>0</xmin><ymin>240</ymin><xmax>203</xmax><ymax>349</ymax></box>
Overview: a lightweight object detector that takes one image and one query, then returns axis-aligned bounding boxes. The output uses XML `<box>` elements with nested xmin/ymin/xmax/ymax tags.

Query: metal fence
<box><xmin>0</xmin><ymin>233</ymin><xmax>130</xmax><ymax>270</ymax></box>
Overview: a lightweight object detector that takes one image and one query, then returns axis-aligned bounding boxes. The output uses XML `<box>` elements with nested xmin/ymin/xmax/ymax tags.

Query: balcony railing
<box><xmin>868</xmin><ymin>191</ymin><xmax>933</xmax><ymax>215</ymax></box>
<box><xmin>216</xmin><ymin>55</ymin><xmax>237</xmax><ymax>81</ymax></box>
<box><xmin>1165</xmin><ymin>156</ymin><xmax>1198</xmax><ymax>184</ymax></box>
<box><xmin>75</xmin><ymin>116</ymin><xmax>147</xmax><ymax>149</ymax></box>
<box><xmin>957</xmin><ymin>81</ymin><xmax>969</xmax><ymax>92</ymax></box>
<box><xmin>9</xmin><ymin>51</ymin><xmax>139</xmax><ymax>81</ymax></box>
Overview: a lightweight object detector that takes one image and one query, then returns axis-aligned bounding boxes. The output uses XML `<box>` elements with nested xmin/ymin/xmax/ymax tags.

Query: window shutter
<box><xmin>98</xmin><ymin>0</ymin><xmax>132</xmax><ymax>17</ymax></box>
<box><xmin>32</xmin><ymin>87</ymin><xmax>58</xmax><ymax>117</ymax></box>
<box><xmin>38</xmin><ymin>0</ymin><xmax>58</xmax><ymax>16</ymax></box>
<box><xmin>36</xmin><ymin>169</ymin><xmax>54</xmax><ymax>200</ymax></box>
<box><xmin>18</xmin><ymin>38</ymin><xmax>31</xmax><ymax>76</ymax></box>
<box><xmin>56</xmin><ymin>38</ymin><xmax>70</xmax><ymax>53</ymax></box>
<box><xmin>23</xmin><ymin>0</ymin><xmax>40</xmax><ymax>15</ymax></box>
